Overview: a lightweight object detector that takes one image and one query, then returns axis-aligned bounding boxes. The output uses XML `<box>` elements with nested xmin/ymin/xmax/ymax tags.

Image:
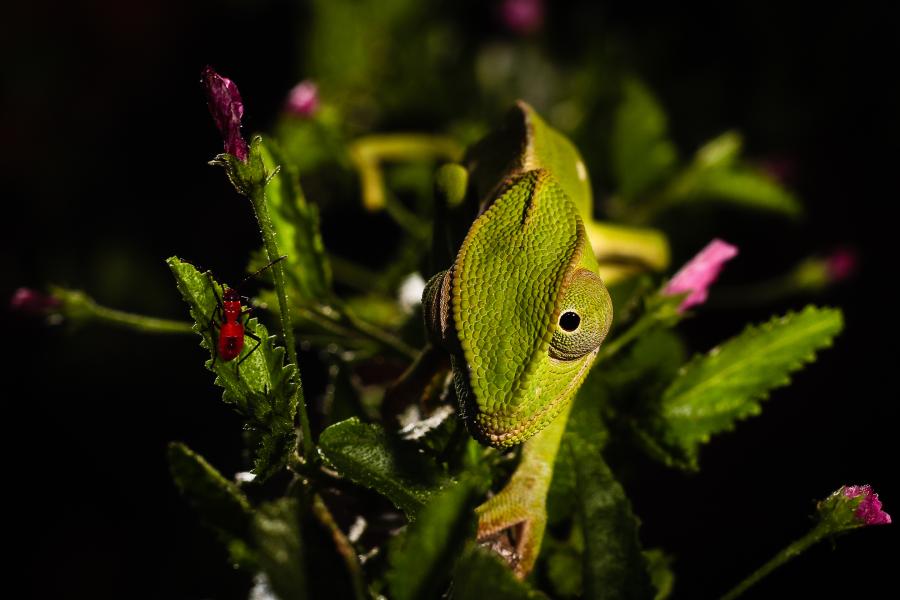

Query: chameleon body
<box><xmin>423</xmin><ymin>102</ymin><xmax>620</xmax><ymax>576</ymax></box>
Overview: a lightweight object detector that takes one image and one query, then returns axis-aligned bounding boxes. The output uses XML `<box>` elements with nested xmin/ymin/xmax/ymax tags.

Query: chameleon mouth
<box><xmin>465</xmin><ymin>348</ymin><xmax>598</xmax><ymax>448</ymax></box>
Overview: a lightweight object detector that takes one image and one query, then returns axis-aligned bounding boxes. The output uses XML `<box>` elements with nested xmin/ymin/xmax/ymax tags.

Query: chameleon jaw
<box><xmin>465</xmin><ymin>347</ymin><xmax>598</xmax><ymax>448</ymax></box>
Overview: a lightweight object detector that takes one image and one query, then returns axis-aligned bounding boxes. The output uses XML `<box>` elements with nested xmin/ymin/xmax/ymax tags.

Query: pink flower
<box><xmin>201</xmin><ymin>66</ymin><xmax>249</xmax><ymax>161</ymax></box>
<box><xmin>499</xmin><ymin>0</ymin><xmax>544</xmax><ymax>35</ymax></box>
<box><xmin>10</xmin><ymin>287</ymin><xmax>61</xmax><ymax>316</ymax></box>
<box><xmin>843</xmin><ymin>485</ymin><xmax>891</xmax><ymax>526</ymax></box>
<box><xmin>285</xmin><ymin>80</ymin><xmax>319</xmax><ymax>118</ymax></box>
<box><xmin>664</xmin><ymin>239</ymin><xmax>738</xmax><ymax>312</ymax></box>
<box><xmin>825</xmin><ymin>247</ymin><xmax>858</xmax><ymax>282</ymax></box>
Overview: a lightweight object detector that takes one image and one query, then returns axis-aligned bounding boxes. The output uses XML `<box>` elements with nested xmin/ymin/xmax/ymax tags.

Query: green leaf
<box><xmin>387</xmin><ymin>478</ymin><xmax>481</xmax><ymax>600</ymax></box>
<box><xmin>611</xmin><ymin>79</ymin><xmax>678</xmax><ymax>201</ymax></box>
<box><xmin>650</xmin><ymin>305</ymin><xmax>843</xmax><ymax>469</ymax></box>
<box><xmin>167</xmin><ymin>442</ymin><xmax>254</xmax><ymax>565</ymax></box>
<box><xmin>317</xmin><ymin>417</ymin><xmax>454</xmax><ymax>518</ymax></box>
<box><xmin>644</xmin><ymin>549</ymin><xmax>675</xmax><ymax>600</ymax></box>
<box><xmin>253</xmin><ymin>499</ymin><xmax>308</xmax><ymax>600</ymax></box>
<box><xmin>168</xmin><ymin>257</ymin><xmax>298</xmax><ymax>481</ymax></box>
<box><xmin>451</xmin><ymin>545</ymin><xmax>546</xmax><ymax>599</ymax></box>
<box><xmin>669</xmin><ymin>167</ymin><xmax>802</xmax><ymax>217</ymax></box>
<box><xmin>258</xmin><ymin>140</ymin><xmax>333</xmax><ymax>303</ymax></box>
<box><xmin>567</xmin><ymin>434</ymin><xmax>655</xmax><ymax>600</ymax></box>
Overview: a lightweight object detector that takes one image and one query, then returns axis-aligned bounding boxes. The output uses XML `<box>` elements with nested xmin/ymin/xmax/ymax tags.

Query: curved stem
<box><xmin>53</xmin><ymin>288</ymin><xmax>193</xmax><ymax>334</ymax></box>
<box><xmin>348</xmin><ymin>134</ymin><xmax>463</xmax><ymax>211</ymax></box>
<box><xmin>720</xmin><ymin>523</ymin><xmax>828</xmax><ymax>600</ymax></box>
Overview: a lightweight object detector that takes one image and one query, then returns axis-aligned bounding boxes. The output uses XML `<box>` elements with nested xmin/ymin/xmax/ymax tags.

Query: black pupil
<box><xmin>559</xmin><ymin>311</ymin><xmax>580</xmax><ymax>332</ymax></box>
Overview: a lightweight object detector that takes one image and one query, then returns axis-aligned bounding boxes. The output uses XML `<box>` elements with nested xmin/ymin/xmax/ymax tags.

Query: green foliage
<box><xmin>258</xmin><ymin>140</ymin><xmax>333</xmax><ymax>304</ymax></box>
<box><xmin>611</xmin><ymin>79</ymin><xmax>678</xmax><ymax>201</ymax></box>
<box><xmin>167</xmin><ymin>442</ymin><xmax>254</xmax><ymax>565</ymax></box>
<box><xmin>567</xmin><ymin>433</ymin><xmax>655</xmax><ymax>600</ymax></box>
<box><xmin>451</xmin><ymin>546</ymin><xmax>546</xmax><ymax>600</ymax></box>
<box><xmin>317</xmin><ymin>417</ymin><xmax>454</xmax><ymax>518</ymax></box>
<box><xmin>387</xmin><ymin>478</ymin><xmax>482</xmax><ymax>600</ymax></box>
<box><xmin>611</xmin><ymin>82</ymin><xmax>802</xmax><ymax>221</ymax></box>
<box><xmin>637</xmin><ymin>305</ymin><xmax>843</xmax><ymax>469</ymax></box>
<box><xmin>253</xmin><ymin>499</ymin><xmax>308</xmax><ymax>600</ymax></box>
<box><xmin>168</xmin><ymin>257</ymin><xmax>298</xmax><ymax>481</ymax></box>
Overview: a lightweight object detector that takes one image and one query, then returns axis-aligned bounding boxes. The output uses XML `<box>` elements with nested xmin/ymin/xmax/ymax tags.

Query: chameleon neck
<box><xmin>476</xmin><ymin>399</ymin><xmax>573</xmax><ymax>577</ymax></box>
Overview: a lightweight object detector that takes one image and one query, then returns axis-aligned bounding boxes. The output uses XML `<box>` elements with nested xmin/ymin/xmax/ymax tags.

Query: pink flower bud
<box><xmin>10</xmin><ymin>287</ymin><xmax>61</xmax><ymax>316</ymax></box>
<box><xmin>843</xmin><ymin>485</ymin><xmax>891</xmax><ymax>526</ymax></box>
<box><xmin>824</xmin><ymin>247</ymin><xmax>858</xmax><ymax>283</ymax></box>
<box><xmin>285</xmin><ymin>80</ymin><xmax>319</xmax><ymax>118</ymax></box>
<box><xmin>499</xmin><ymin>0</ymin><xmax>544</xmax><ymax>35</ymax></box>
<box><xmin>201</xmin><ymin>66</ymin><xmax>249</xmax><ymax>161</ymax></box>
<box><xmin>664</xmin><ymin>239</ymin><xmax>738</xmax><ymax>312</ymax></box>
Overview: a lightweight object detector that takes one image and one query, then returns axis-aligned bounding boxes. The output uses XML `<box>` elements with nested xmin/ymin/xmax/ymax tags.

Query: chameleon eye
<box><xmin>559</xmin><ymin>311</ymin><xmax>581</xmax><ymax>332</ymax></box>
<box><xmin>550</xmin><ymin>269</ymin><xmax>613</xmax><ymax>360</ymax></box>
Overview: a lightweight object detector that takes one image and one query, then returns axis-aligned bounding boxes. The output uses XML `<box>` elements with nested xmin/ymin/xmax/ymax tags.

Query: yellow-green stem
<box><xmin>53</xmin><ymin>288</ymin><xmax>193</xmax><ymax>334</ymax></box>
<box><xmin>249</xmin><ymin>184</ymin><xmax>315</xmax><ymax>464</ymax></box>
<box><xmin>720</xmin><ymin>523</ymin><xmax>829</xmax><ymax>600</ymax></box>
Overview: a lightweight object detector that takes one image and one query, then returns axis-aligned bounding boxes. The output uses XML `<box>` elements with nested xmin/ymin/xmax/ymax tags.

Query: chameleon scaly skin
<box><xmin>424</xmin><ymin>102</ymin><xmax>623</xmax><ymax>577</ymax></box>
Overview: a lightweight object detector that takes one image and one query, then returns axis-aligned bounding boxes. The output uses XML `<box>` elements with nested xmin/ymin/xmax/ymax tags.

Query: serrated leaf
<box><xmin>387</xmin><ymin>478</ymin><xmax>481</xmax><ymax>600</ymax></box>
<box><xmin>653</xmin><ymin>305</ymin><xmax>843</xmax><ymax>469</ymax></box>
<box><xmin>451</xmin><ymin>545</ymin><xmax>546</xmax><ymax>599</ymax></box>
<box><xmin>567</xmin><ymin>434</ymin><xmax>654</xmax><ymax>600</ymax></box>
<box><xmin>612</xmin><ymin>79</ymin><xmax>678</xmax><ymax>201</ymax></box>
<box><xmin>671</xmin><ymin>166</ymin><xmax>802</xmax><ymax>217</ymax></box>
<box><xmin>168</xmin><ymin>257</ymin><xmax>298</xmax><ymax>481</ymax></box>
<box><xmin>253</xmin><ymin>498</ymin><xmax>308</xmax><ymax>600</ymax></box>
<box><xmin>258</xmin><ymin>140</ymin><xmax>333</xmax><ymax>303</ymax></box>
<box><xmin>318</xmin><ymin>417</ymin><xmax>454</xmax><ymax>518</ymax></box>
<box><xmin>167</xmin><ymin>442</ymin><xmax>254</xmax><ymax>565</ymax></box>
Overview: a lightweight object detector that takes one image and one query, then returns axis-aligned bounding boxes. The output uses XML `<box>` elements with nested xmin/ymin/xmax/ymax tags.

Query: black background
<box><xmin>3</xmin><ymin>1</ymin><xmax>897</xmax><ymax>598</ymax></box>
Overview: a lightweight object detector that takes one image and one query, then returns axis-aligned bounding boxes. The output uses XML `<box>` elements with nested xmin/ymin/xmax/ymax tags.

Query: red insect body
<box><xmin>218</xmin><ymin>288</ymin><xmax>245</xmax><ymax>362</ymax></box>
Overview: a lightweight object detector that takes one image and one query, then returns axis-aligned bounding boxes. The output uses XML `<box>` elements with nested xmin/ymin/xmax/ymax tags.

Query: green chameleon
<box><xmin>414</xmin><ymin>102</ymin><xmax>668</xmax><ymax>577</ymax></box>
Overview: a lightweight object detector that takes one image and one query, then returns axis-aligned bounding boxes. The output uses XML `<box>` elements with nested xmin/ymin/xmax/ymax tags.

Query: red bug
<box><xmin>207</xmin><ymin>255</ymin><xmax>287</xmax><ymax>370</ymax></box>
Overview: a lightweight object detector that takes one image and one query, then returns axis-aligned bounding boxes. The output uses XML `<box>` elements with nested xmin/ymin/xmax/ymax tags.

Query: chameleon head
<box><xmin>427</xmin><ymin>169</ymin><xmax>612</xmax><ymax>448</ymax></box>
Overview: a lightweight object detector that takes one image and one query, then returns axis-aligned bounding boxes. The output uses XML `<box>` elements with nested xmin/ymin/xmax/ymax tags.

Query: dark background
<box><xmin>3</xmin><ymin>1</ymin><xmax>897</xmax><ymax>598</ymax></box>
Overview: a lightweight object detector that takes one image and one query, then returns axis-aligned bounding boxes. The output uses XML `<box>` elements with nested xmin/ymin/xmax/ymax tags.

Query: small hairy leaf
<box><xmin>451</xmin><ymin>545</ymin><xmax>546</xmax><ymax>599</ymax></box>
<box><xmin>318</xmin><ymin>417</ymin><xmax>454</xmax><ymax>518</ymax></box>
<box><xmin>167</xmin><ymin>442</ymin><xmax>254</xmax><ymax>565</ymax></box>
<box><xmin>567</xmin><ymin>434</ymin><xmax>655</xmax><ymax>600</ymax></box>
<box><xmin>258</xmin><ymin>140</ymin><xmax>333</xmax><ymax>303</ymax></box>
<box><xmin>168</xmin><ymin>257</ymin><xmax>298</xmax><ymax>481</ymax></box>
<box><xmin>651</xmin><ymin>305</ymin><xmax>843</xmax><ymax>469</ymax></box>
<box><xmin>253</xmin><ymin>499</ymin><xmax>308</xmax><ymax>600</ymax></box>
<box><xmin>611</xmin><ymin>79</ymin><xmax>678</xmax><ymax>201</ymax></box>
<box><xmin>387</xmin><ymin>478</ymin><xmax>481</xmax><ymax>600</ymax></box>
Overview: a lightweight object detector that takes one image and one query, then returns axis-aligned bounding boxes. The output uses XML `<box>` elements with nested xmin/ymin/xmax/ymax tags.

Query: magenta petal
<box><xmin>499</xmin><ymin>0</ymin><xmax>544</xmax><ymax>35</ymax></box>
<box><xmin>664</xmin><ymin>239</ymin><xmax>738</xmax><ymax>312</ymax></box>
<box><xmin>201</xmin><ymin>66</ymin><xmax>249</xmax><ymax>161</ymax></box>
<box><xmin>844</xmin><ymin>484</ymin><xmax>892</xmax><ymax>526</ymax></box>
<box><xmin>825</xmin><ymin>247</ymin><xmax>858</xmax><ymax>282</ymax></box>
<box><xmin>10</xmin><ymin>287</ymin><xmax>60</xmax><ymax>315</ymax></box>
<box><xmin>285</xmin><ymin>80</ymin><xmax>319</xmax><ymax>118</ymax></box>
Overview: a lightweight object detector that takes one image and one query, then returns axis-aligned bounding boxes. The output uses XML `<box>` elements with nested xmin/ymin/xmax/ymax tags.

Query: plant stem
<box><xmin>597</xmin><ymin>310</ymin><xmax>661</xmax><ymax>361</ymax></box>
<box><xmin>249</xmin><ymin>182</ymin><xmax>316</xmax><ymax>464</ymax></box>
<box><xmin>53</xmin><ymin>288</ymin><xmax>194</xmax><ymax>334</ymax></box>
<box><xmin>720</xmin><ymin>523</ymin><xmax>828</xmax><ymax>600</ymax></box>
<box><xmin>311</xmin><ymin>494</ymin><xmax>368</xmax><ymax>600</ymax></box>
